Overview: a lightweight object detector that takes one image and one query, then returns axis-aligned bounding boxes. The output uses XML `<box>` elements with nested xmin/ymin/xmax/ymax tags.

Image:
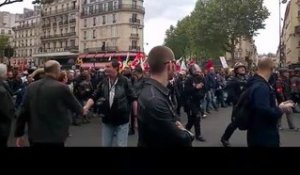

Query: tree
<box><xmin>164</xmin><ymin>16</ymin><xmax>193</xmax><ymax>59</ymax></box>
<box><xmin>0</xmin><ymin>0</ymin><xmax>53</xmax><ymax>7</ymax></box>
<box><xmin>0</xmin><ymin>35</ymin><xmax>9</xmax><ymax>59</ymax></box>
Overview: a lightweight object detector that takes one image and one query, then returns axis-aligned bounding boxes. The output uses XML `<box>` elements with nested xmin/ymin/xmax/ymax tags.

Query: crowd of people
<box><xmin>0</xmin><ymin>45</ymin><xmax>299</xmax><ymax>147</ymax></box>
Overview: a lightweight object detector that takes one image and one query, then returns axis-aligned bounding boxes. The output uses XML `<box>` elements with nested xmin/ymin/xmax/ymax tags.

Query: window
<box><xmin>70</xmin><ymin>40</ymin><xmax>75</xmax><ymax>46</ymax></box>
<box><xmin>65</xmin><ymin>28</ymin><xmax>68</xmax><ymax>33</ymax></box>
<box><xmin>132</xmin><ymin>40</ymin><xmax>137</xmax><ymax>47</ymax></box>
<box><xmin>102</xmin><ymin>16</ymin><xmax>106</xmax><ymax>24</ymax></box>
<box><xmin>113</xmin><ymin>14</ymin><xmax>116</xmax><ymax>23</ymax></box>
<box><xmin>70</xmin><ymin>27</ymin><xmax>75</xmax><ymax>33</ymax></box>
<box><xmin>53</xmin><ymin>42</ymin><xmax>56</xmax><ymax>49</ymax></box>
<box><xmin>72</xmin><ymin>1</ymin><xmax>76</xmax><ymax>9</ymax></box>
<box><xmin>8</xmin><ymin>30</ymin><xmax>11</xmax><ymax>34</ymax></box>
<box><xmin>84</xmin><ymin>19</ymin><xmax>87</xmax><ymax>27</ymax></box>
<box><xmin>93</xmin><ymin>17</ymin><xmax>96</xmax><ymax>26</ymax></box>
<box><xmin>1</xmin><ymin>29</ymin><xmax>4</xmax><ymax>34</ymax></box>
<box><xmin>60</xmin><ymin>28</ymin><xmax>63</xmax><ymax>35</ymax></box>
<box><xmin>83</xmin><ymin>43</ymin><xmax>86</xmax><ymax>49</ymax></box>
<box><xmin>93</xmin><ymin>30</ymin><xmax>96</xmax><ymax>39</ymax></box>
<box><xmin>89</xmin><ymin>6</ymin><xmax>93</xmax><ymax>14</ymax></box>
<box><xmin>84</xmin><ymin>31</ymin><xmax>87</xmax><ymax>40</ymax></box>
<box><xmin>62</xmin><ymin>4</ymin><xmax>64</xmax><ymax>10</ymax></box>
<box><xmin>132</xmin><ymin>13</ymin><xmax>137</xmax><ymax>22</ymax></box>
<box><xmin>113</xmin><ymin>1</ymin><xmax>118</xmax><ymax>10</ymax></box>
<box><xmin>55</xmin><ymin>6</ymin><xmax>58</xmax><ymax>13</ymax></box>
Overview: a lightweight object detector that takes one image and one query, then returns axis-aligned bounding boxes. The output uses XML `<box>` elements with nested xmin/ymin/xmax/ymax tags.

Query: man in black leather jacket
<box><xmin>184</xmin><ymin>64</ymin><xmax>206</xmax><ymax>142</ymax></box>
<box><xmin>83</xmin><ymin>59</ymin><xmax>138</xmax><ymax>147</ymax></box>
<box><xmin>138</xmin><ymin>46</ymin><xmax>194</xmax><ymax>147</ymax></box>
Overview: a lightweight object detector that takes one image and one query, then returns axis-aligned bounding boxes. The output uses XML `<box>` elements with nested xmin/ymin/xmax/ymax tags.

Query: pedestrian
<box><xmin>276</xmin><ymin>68</ymin><xmax>299</xmax><ymax>131</ymax></box>
<box><xmin>215</xmin><ymin>70</ymin><xmax>226</xmax><ymax>108</ymax></box>
<box><xmin>205</xmin><ymin>67</ymin><xmax>218</xmax><ymax>113</ymax></box>
<box><xmin>246</xmin><ymin>57</ymin><xmax>293</xmax><ymax>147</ymax></box>
<box><xmin>15</xmin><ymin>60</ymin><xmax>83</xmax><ymax>147</ymax></box>
<box><xmin>137</xmin><ymin>46</ymin><xmax>194</xmax><ymax>147</ymax></box>
<box><xmin>221</xmin><ymin>62</ymin><xmax>248</xmax><ymax>147</ymax></box>
<box><xmin>184</xmin><ymin>64</ymin><xmax>206</xmax><ymax>142</ymax></box>
<box><xmin>129</xmin><ymin>65</ymin><xmax>147</xmax><ymax>135</ymax></box>
<box><xmin>0</xmin><ymin>64</ymin><xmax>15</xmax><ymax>147</ymax></box>
<box><xmin>174</xmin><ymin>71</ymin><xmax>186</xmax><ymax>116</ymax></box>
<box><xmin>83</xmin><ymin>59</ymin><xmax>138</xmax><ymax>147</ymax></box>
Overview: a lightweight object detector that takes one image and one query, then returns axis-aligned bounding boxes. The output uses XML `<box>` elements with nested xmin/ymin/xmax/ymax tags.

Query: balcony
<box><xmin>130</xmin><ymin>33</ymin><xmax>139</xmax><ymax>39</ymax></box>
<box><xmin>129</xmin><ymin>46</ymin><xmax>141</xmax><ymax>51</ymax></box>
<box><xmin>295</xmin><ymin>25</ymin><xmax>300</xmax><ymax>34</ymax></box>
<box><xmin>39</xmin><ymin>46</ymin><xmax>79</xmax><ymax>53</ymax></box>
<box><xmin>41</xmin><ymin>6</ymin><xmax>79</xmax><ymax>18</ymax></box>
<box><xmin>12</xmin><ymin>23</ymin><xmax>37</xmax><ymax>31</ymax></box>
<box><xmin>41</xmin><ymin>32</ymin><xmax>77</xmax><ymax>40</ymax></box>
<box><xmin>69</xmin><ymin>19</ymin><xmax>76</xmax><ymax>23</ymax></box>
<box><xmin>42</xmin><ymin>23</ymin><xmax>51</xmax><ymax>28</ymax></box>
<box><xmin>81</xmin><ymin>4</ymin><xmax>145</xmax><ymax>18</ymax></box>
<box><xmin>84</xmin><ymin>46</ymin><xmax>118</xmax><ymax>53</ymax></box>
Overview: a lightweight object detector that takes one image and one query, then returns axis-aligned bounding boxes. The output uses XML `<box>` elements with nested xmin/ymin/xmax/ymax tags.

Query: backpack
<box><xmin>232</xmin><ymin>84</ymin><xmax>258</xmax><ymax>131</ymax></box>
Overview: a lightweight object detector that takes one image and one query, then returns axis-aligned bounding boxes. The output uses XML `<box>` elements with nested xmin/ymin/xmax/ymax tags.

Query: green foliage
<box><xmin>0</xmin><ymin>35</ymin><xmax>9</xmax><ymax>58</ymax></box>
<box><xmin>164</xmin><ymin>0</ymin><xmax>270</xmax><ymax>61</ymax></box>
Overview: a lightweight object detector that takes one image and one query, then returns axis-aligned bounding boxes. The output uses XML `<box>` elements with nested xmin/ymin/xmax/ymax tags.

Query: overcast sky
<box><xmin>0</xmin><ymin>0</ymin><xmax>287</xmax><ymax>55</ymax></box>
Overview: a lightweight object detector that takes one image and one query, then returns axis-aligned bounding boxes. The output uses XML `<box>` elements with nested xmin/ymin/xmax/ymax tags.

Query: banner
<box><xmin>220</xmin><ymin>56</ymin><xmax>228</xmax><ymax>68</ymax></box>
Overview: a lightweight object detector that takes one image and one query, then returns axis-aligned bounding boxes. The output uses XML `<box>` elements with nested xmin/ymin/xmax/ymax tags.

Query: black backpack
<box><xmin>232</xmin><ymin>84</ymin><xmax>258</xmax><ymax>131</ymax></box>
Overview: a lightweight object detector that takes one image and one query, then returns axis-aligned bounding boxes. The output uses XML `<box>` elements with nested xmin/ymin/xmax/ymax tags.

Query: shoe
<box><xmin>221</xmin><ymin>138</ymin><xmax>231</xmax><ymax>147</ymax></box>
<box><xmin>72</xmin><ymin>120</ymin><xmax>81</xmax><ymax>126</ymax></box>
<box><xmin>290</xmin><ymin>128</ymin><xmax>300</xmax><ymax>131</ymax></box>
<box><xmin>196</xmin><ymin>136</ymin><xmax>206</xmax><ymax>142</ymax></box>
<box><xmin>128</xmin><ymin>129</ymin><xmax>135</xmax><ymax>135</ymax></box>
<box><xmin>202</xmin><ymin>114</ymin><xmax>207</xmax><ymax>119</ymax></box>
<box><xmin>279</xmin><ymin>127</ymin><xmax>283</xmax><ymax>131</ymax></box>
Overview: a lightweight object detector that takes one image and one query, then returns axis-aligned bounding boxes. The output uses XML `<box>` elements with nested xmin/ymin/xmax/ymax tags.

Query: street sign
<box><xmin>220</xmin><ymin>56</ymin><xmax>229</xmax><ymax>68</ymax></box>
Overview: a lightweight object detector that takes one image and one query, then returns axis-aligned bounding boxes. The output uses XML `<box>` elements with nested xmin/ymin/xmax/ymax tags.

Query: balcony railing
<box><xmin>69</xmin><ymin>19</ymin><xmax>76</xmax><ymax>23</ymax></box>
<box><xmin>39</xmin><ymin>46</ymin><xmax>79</xmax><ymax>53</ymax></box>
<box><xmin>13</xmin><ymin>23</ymin><xmax>38</xmax><ymax>30</ymax></box>
<box><xmin>84</xmin><ymin>46</ymin><xmax>118</xmax><ymax>53</ymax></box>
<box><xmin>295</xmin><ymin>25</ymin><xmax>300</xmax><ymax>34</ymax></box>
<box><xmin>42</xmin><ymin>23</ymin><xmax>51</xmax><ymax>28</ymax></box>
<box><xmin>41</xmin><ymin>6</ymin><xmax>79</xmax><ymax>17</ymax></box>
<box><xmin>129</xmin><ymin>46</ymin><xmax>141</xmax><ymax>51</ymax></box>
<box><xmin>41</xmin><ymin>32</ymin><xmax>77</xmax><ymax>40</ymax></box>
<box><xmin>130</xmin><ymin>33</ymin><xmax>139</xmax><ymax>38</ymax></box>
<box><xmin>81</xmin><ymin>4</ymin><xmax>145</xmax><ymax>18</ymax></box>
<box><xmin>129</xmin><ymin>18</ymin><xmax>141</xmax><ymax>24</ymax></box>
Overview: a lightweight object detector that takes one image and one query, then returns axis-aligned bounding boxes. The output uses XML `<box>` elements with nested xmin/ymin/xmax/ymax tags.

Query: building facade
<box><xmin>80</xmin><ymin>0</ymin><xmax>145</xmax><ymax>54</ymax></box>
<box><xmin>225</xmin><ymin>36</ymin><xmax>257</xmax><ymax>67</ymax></box>
<box><xmin>13</xmin><ymin>7</ymin><xmax>42</xmax><ymax>67</ymax></box>
<box><xmin>280</xmin><ymin>0</ymin><xmax>300</xmax><ymax>66</ymax></box>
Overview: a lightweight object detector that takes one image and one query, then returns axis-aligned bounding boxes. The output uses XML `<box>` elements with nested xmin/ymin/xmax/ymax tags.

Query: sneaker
<box><xmin>279</xmin><ymin>127</ymin><xmax>284</xmax><ymax>131</ymax></box>
<box><xmin>202</xmin><ymin>114</ymin><xmax>207</xmax><ymax>119</ymax></box>
<box><xmin>196</xmin><ymin>136</ymin><xmax>206</xmax><ymax>142</ymax></box>
<box><xmin>221</xmin><ymin>138</ymin><xmax>231</xmax><ymax>147</ymax></box>
<box><xmin>290</xmin><ymin>128</ymin><xmax>300</xmax><ymax>131</ymax></box>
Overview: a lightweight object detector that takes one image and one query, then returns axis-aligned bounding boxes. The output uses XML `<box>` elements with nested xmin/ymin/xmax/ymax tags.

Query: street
<box><xmin>8</xmin><ymin>107</ymin><xmax>300</xmax><ymax>147</ymax></box>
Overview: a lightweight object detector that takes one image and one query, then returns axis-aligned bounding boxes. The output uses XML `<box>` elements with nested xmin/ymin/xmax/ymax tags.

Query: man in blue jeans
<box><xmin>205</xmin><ymin>67</ymin><xmax>218</xmax><ymax>113</ymax></box>
<box><xmin>84</xmin><ymin>59</ymin><xmax>138</xmax><ymax>147</ymax></box>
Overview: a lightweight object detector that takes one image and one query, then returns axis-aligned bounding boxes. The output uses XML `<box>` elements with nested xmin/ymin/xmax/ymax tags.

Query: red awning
<box><xmin>78</xmin><ymin>54</ymin><xmax>87</xmax><ymax>58</ymax></box>
<box><xmin>95</xmin><ymin>53</ymin><xmax>105</xmax><ymax>58</ymax></box>
<box><xmin>85</xmin><ymin>54</ymin><xmax>96</xmax><ymax>58</ymax></box>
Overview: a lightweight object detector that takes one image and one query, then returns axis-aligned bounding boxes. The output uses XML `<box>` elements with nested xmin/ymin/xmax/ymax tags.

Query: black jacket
<box><xmin>247</xmin><ymin>74</ymin><xmax>282</xmax><ymax>147</ymax></box>
<box><xmin>184</xmin><ymin>75</ymin><xmax>206</xmax><ymax>116</ymax></box>
<box><xmin>226</xmin><ymin>75</ymin><xmax>248</xmax><ymax>105</ymax></box>
<box><xmin>91</xmin><ymin>74</ymin><xmax>137</xmax><ymax>125</ymax></box>
<box><xmin>15</xmin><ymin>76</ymin><xmax>82</xmax><ymax>143</ymax></box>
<box><xmin>138</xmin><ymin>78</ymin><xmax>193</xmax><ymax>147</ymax></box>
<box><xmin>133</xmin><ymin>76</ymin><xmax>147</xmax><ymax>98</ymax></box>
<box><xmin>0</xmin><ymin>80</ymin><xmax>15</xmax><ymax>138</ymax></box>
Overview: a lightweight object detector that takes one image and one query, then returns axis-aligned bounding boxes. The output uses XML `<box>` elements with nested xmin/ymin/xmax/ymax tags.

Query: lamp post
<box><xmin>279</xmin><ymin>0</ymin><xmax>287</xmax><ymax>68</ymax></box>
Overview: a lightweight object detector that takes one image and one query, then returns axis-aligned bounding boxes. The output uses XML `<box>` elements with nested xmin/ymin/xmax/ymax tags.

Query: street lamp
<box><xmin>279</xmin><ymin>0</ymin><xmax>287</xmax><ymax>68</ymax></box>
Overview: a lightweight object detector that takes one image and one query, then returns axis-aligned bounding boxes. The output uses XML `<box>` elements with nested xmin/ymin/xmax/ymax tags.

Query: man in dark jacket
<box><xmin>276</xmin><ymin>68</ymin><xmax>299</xmax><ymax>131</ymax></box>
<box><xmin>247</xmin><ymin>58</ymin><xmax>292</xmax><ymax>147</ymax></box>
<box><xmin>175</xmin><ymin>71</ymin><xmax>186</xmax><ymax>115</ymax></box>
<box><xmin>84</xmin><ymin>59</ymin><xmax>138</xmax><ymax>147</ymax></box>
<box><xmin>221</xmin><ymin>62</ymin><xmax>248</xmax><ymax>147</ymax></box>
<box><xmin>205</xmin><ymin>67</ymin><xmax>218</xmax><ymax>113</ymax></box>
<box><xmin>137</xmin><ymin>46</ymin><xmax>194</xmax><ymax>147</ymax></box>
<box><xmin>15</xmin><ymin>60</ymin><xmax>83</xmax><ymax>147</ymax></box>
<box><xmin>184</xmin><ymin>64</ymin><xmax>206</xmax><ymax>142</ymax></box>
<box><xmin>0</xmin><ymin>64</ymin><xmax>15</xmax><ymax>147</ymax></box>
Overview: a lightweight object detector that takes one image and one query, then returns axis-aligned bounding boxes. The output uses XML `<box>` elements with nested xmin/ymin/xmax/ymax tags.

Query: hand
<box><xmin>16</xmin><ymin>137</ymin><xmax>26</xmax><ymax>147</ymax></box>
<box><xmin>196</xmin><ymin>83</ymin><xmax>204</xmax><ymax>89</ymax></box>
<box><xmin>83</xmin><ymin>106</ymin><xmax>89</xmax><ymax>116</ymax></box>
<box><xmin>176</xmin><ymin>121</ymin><xmax>185</xmax><ymax>130</ymax></box>
<box><xmin>279</xmin><ymin>103</ymin><xmax>293</xmax><ymax>113</ymax></box>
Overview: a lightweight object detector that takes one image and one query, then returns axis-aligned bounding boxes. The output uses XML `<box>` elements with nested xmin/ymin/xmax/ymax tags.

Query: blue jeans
<box><xmin>206</xmin><ymin>90</ymin><xmax>217</xmax><ymax>111</ymax></box>
<box><xmin>102</xmin><ymin>122</ymin><xmax>129</xmax><ymax>147</ymax></box>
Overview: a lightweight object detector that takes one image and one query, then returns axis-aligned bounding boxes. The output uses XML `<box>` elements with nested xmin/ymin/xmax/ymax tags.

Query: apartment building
<box><xmin>225</xmin><ymin>36</ymin><xmax>258</xmax><ymax>67</ymax></box>
<box><xmin>12</xmin><ymin>7</ymin><xmax>42</xmax><ymax>66</ymax></box>
<box><xmin>80</xmin><ymin>0</ymin><xmax>144</xmax><ymax>54</ymax></box>
<box><xmin>280</xmin><ymin>0</ymin><xmax>300</xmax><ymax>66</ymax></box>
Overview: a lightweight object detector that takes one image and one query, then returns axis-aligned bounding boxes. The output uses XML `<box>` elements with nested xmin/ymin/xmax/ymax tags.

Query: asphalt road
<box><xmin>8</xmin><ymin>107</ymin><xmax>300</xmax><ymax>147</ymax></box>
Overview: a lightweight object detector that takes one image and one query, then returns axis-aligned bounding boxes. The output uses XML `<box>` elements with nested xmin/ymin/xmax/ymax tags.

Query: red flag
<box><xmin>205</xmin><ymin>59</ymin><xmax>214</xmax><ymax>70</ymax></box>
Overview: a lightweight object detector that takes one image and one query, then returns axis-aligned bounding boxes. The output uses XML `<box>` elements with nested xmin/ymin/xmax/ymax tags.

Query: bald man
<box><xmin>15</xmin><ymin>60</ymin><xmax>83</xmax><ymax>147</ymax></box>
